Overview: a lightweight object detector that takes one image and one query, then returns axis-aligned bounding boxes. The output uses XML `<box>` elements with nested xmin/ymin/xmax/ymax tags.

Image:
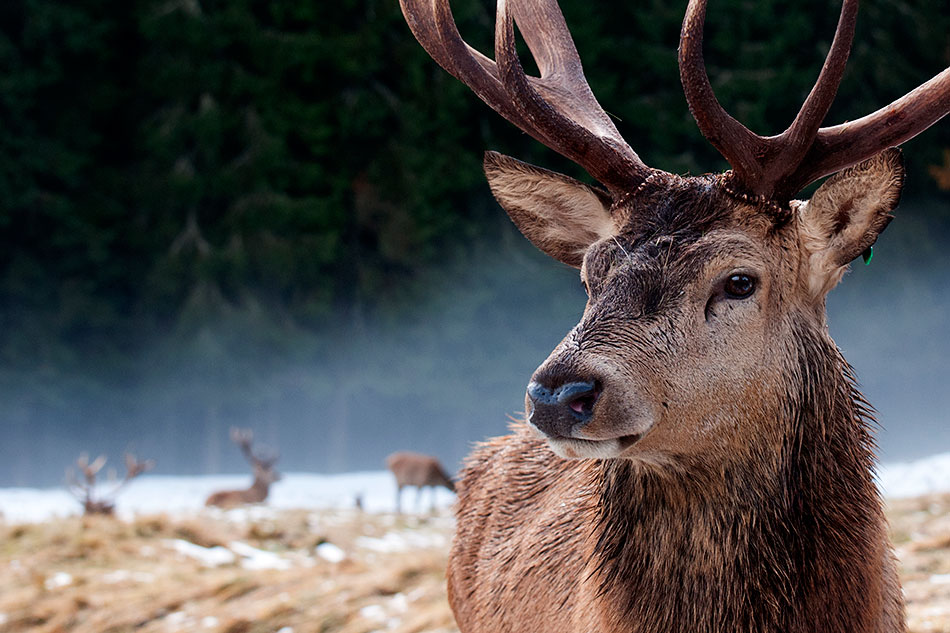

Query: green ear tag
<box><xmin>862</xmin><ymin>246</ymin><xmax>874</xmax><ymax>266</ymax></box>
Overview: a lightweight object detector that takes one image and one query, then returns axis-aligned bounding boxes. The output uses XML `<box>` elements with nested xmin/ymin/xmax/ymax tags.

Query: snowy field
<box><xmin>0</xmin><ymin>452</ymin><xmax>947</xmax><ymax>524</ymax></box>
<box><xmin>0</xmin><ymin>471</ymin><xmax>455</xmax><ymax>524</ymax></box>
<box><xmin>1</xmin><ymin>456</ymin><xmax>950</xmax><ymax>633</ymax></box>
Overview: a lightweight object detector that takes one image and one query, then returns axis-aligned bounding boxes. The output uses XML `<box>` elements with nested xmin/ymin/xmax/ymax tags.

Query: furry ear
<box><xmin>484</xmin><ymin>151</ymin><xmax>616</xmax><ymax>267</ymax></box>
<box><xmin>797</xmin><ymin>148</ymin><xmax>904</xmax><ymax>297</ymax></box>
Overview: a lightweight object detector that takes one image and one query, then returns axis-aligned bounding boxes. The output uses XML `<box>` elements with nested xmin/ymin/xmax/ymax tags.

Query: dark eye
<box><xmin>723</xmin><ymin>274</ymin><xmax>756</xmax><ymax>299</ymax></box>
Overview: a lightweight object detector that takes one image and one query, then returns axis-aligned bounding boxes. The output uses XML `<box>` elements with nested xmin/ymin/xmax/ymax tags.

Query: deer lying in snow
<box><xmin>399</xmin><ymin>0</ymin><xmax>950</xmax><ymax>630</ymax></box>
<box><xmin>205</xmin><ymin>428</ymin><xmax>281</xmax><ymax>508</ymax></box>
<box><xmin>386</xmin><ymin>451</ymin><xmax>455</xmax><ymax>513</ymax></box>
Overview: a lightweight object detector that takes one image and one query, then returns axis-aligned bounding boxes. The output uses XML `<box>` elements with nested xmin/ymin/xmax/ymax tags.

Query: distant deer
<box><xmin>400</xmin><ymin>0</ymin><xmax>949</xmax><ymax>631</ymax></box>
<box><xmin>205</xmin><ymin>428</ymin><xmax>281</xmax><ymax>508</ymax></box>
<box><xmin>66</xmin><ymin>452</ymin><xmax>155</xmax><ymax>515</ymax></box>
<box><xmin>386</xmin><ymin>451</ymin><xmax>455</xmax><ymax>514</ymax></box>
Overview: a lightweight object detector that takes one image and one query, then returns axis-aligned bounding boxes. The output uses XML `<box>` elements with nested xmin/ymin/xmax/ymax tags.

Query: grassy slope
<box><xmin>0</xmin><ymin>509</ymin><xmax>456</xmax><ymax>633</ymax></box>
<box><xmin>2</xmin><ymin>496</ymin><xmax>949</xmax><ymax>633</ymax></box>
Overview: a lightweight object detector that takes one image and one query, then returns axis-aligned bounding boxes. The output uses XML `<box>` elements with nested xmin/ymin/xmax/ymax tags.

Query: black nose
<box><xmin>526</xmin><ymin>380</ymin><xmax>601</xmax><ymax>438</ymax></box>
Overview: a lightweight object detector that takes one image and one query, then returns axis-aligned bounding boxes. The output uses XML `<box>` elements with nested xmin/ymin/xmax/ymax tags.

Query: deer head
<box><xmin>401</xmin><ymin>0</ymin><xmax>949</xmax><ymax>463</ymax></box>
<box><xmin>231</xmin><ymin>427</ymin><xmax>281</xmax><ymax>485</ymax></box>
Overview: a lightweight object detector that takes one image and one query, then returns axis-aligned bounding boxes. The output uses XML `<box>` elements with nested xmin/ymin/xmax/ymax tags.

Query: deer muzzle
<box><xmin>525</xmin><ymin>356</ymin><xmax>656</xmax><ymax>459</ymax></box>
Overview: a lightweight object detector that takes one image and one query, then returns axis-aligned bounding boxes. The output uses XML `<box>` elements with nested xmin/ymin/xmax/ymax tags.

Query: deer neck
<box><xmin>588</xmin><ymin>329</ymin><xmax>889</xmax><ymax>633</ymax></box>
<box><xmin>248</xmin><ymin>477</ymin><xmax>270</xmax><ymax>502</ymax></box>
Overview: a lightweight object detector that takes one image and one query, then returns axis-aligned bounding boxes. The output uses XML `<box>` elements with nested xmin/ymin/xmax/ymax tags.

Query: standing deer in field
<box><xmin>386</xmin><ymin>451</ymin><xmax>455</xmax><ymax>513</ymax></box>
<box><xmin>66</xmin><ymin>452</ymin><xmax>155</xmax><ymax>515</ymax></box>
<box><xmin>400</xmin><ymin>0</ymin><xmax>950</xmax><ymax>631</ymax></box>
<box><xmin>205</xmin><ymin>428</ymin><xmax>281</xmax><ymax>508</ymax></box>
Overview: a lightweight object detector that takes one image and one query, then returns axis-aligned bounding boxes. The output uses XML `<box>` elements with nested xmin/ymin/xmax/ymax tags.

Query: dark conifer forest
<box><xmin>0</xmin><ymin>0</ymin><xmax>948</xmax><ymax>484</ymax></box>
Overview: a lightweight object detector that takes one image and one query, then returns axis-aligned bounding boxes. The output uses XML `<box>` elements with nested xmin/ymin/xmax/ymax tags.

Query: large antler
<box><xmin>399</xmin><ymin>0</ymin><xmax>657</xmax><ymax>193</ymax></box>
<box><xmin>680</xmin><ymin>0</ymin><xmax>950</xmax><ymax>202</ymax></box>
<box><xmin>231</xmin><ymin>427</ymin><xmax>279</xmax><ymax>470</ymax></box>
<box><xmin>66</xmin><ymin>452</ymin><xmax>155</xmax><ymax>515</ymax></box>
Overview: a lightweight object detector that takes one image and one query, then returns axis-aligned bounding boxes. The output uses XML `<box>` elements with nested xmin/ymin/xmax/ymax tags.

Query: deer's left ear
<box><xmin>796</xmin><ymin>148</ymin><xmax>904</xmax><ymax>296</ymax></box>
<box><xmin>484</xmin><ymin>151</ymin><xmax>616</xmax><ymax>267</ymax></box>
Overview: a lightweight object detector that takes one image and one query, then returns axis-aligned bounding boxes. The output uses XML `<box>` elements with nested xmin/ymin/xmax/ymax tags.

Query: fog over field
<box><xmin>0</xmin><ymin>200</ymin><xmax>947</xmax><ymax>487</ymax></box>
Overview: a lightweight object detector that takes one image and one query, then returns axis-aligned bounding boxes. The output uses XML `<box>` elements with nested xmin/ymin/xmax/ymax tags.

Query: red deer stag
<box><xmin>386</xmin><ymin>451</ymin><xmax>455</xmax><ymax>513</ymax></box>
<box><xmin>66</xmin><ymin>452</ymin><xmax>155</xmax><ymax>515</ymax></box>
<box><xmin>399</xmin><ymin>0</ymin><xmax>949</xmax><ymax>631</ymax></box>
<box><xmin>205</xmin><ymin>428</ymin><xmax>281</xmax><ymax>508</ymax></box>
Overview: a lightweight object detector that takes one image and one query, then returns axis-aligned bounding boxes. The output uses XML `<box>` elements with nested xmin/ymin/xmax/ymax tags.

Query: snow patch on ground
<box><xmin>229</xmin><ymin>541</ymin><xmax>292</xmax><ymax>570</ymax></box>
<box><xmin>356</xmin><ymin>529</ymin><xmax>449</xmax><ymax>553</ymax></box>
<box><xmin>0</xmin><ymin>453</ymin><xmax>949</xmax><ymax>525</ymax></box>
<box><xmin>44</xmin><ymin>571</ymin><xmax>73</xmax><ymax>590</ymax></box>
<box><xmin>100</xmin><ymin>569</ymin><xmax>156</xmax><ymax>584</ymax></box>
<box><xmin>316</xmin><ymin>542</ymin><xmax>346</xmax><ymax>563</ymax></box>
<box><xmin>167</xmin><ymin>539</ymin><xmax>236</xmax><ymax>567</ymax></box>
<box><xmin>0</xmin><ymin>470</ymin><xmax>454</xmax><ymax>524</ymax></box>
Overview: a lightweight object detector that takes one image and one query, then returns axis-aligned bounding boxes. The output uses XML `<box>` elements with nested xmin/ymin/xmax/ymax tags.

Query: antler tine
<box><xmin>103</xmin><ymin>452</ymin><xmax>155</xmax><ymax>500</ymax></box>
<box><xmin>678</xmin><ymin>0</ymin><xmax>763</xmax><ymax>184</ymax></box>
<box><xmin>400</xmin><ymin>0</ymin><xmax>540</xmax><ymax>140</ymax></box>
<box><xmin>791</xmin><ymin>67</ymin><xmax>950</xmax><ymax>193</ymax></box>
<box><xmin>125</xmin><ymin>452</ymin><xmax>156</xmax><ymax>478</ymax></box>
<box><xmin>495</xmin><ymin>0</ymin><xmax>652</xmax><ymax>191</ymax></box>
<box><xmin>78</xmin><ymin>454</ymin><xmax>107</xmax><ymax>485</ymax></box>
<box><xmin>400</xmin><ymin>0</ymin><xmax>654</xmax><ymax>194</ymax></box>
<box><xmin>683</xmin><ymin>0</ymin><xmax>950</xmax><ymax>201</ymax></box>
<box><xmin>65</xmin><ymin>467</ymin><xmax>85</xmax><ymax>497</ymax></box>
<box><xmin>771</xmin><ymin>0</ymin><xmax>858</xmax><ymax>184</ymax></box>
<box><xmin>230</xmin><ymin>426</ymin><xmax>252</xmax><ymax>443</ymax></box>
<box><xmin>231</xmin><ymin>427</ymin><xmax>260</xmax><ymax>465</ymax></box>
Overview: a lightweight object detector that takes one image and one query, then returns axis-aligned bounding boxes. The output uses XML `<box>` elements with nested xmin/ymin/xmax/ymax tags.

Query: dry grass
<box><xmin>888</xmin><ymin>493</ymin><xmax>950</xmax><ymax>632</ymax></box>
<box><xmin>0</xmin><ymin>509</ymin><xmax>457</xmax><ymax>633</ymax></box>
<box><xmin>1</xmin><ymin>496</ymin><xmax>949</xmax><ymax>632</ymax></box>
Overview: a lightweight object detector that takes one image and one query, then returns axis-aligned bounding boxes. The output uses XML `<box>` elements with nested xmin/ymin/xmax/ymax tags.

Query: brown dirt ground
<box><xmin>1</xmin><ymin>495</ymin><xmax>948</xmax><ymax>633</ymax></box>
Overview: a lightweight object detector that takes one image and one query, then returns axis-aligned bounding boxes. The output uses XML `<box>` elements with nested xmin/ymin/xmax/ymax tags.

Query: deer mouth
<box><xmin>545</xmin><ymin>432</ymin><xmax>643</xmax><ymax>460</ymax></box>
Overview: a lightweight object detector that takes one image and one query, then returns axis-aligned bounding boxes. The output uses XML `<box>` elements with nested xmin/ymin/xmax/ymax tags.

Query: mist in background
<box><xmin>828</xmin><ymin>198</ymin><xmax>950</xmax><ymax>462</ymax></box>
<box><xmin>0</xmin><ymin>0</ymin><xmax>947</xmax><ymax>485</ymax></box>
<box><xmin>2</xmin><ymin>198</ymin><xmax>948</xmax><ymax>486</ymax></box>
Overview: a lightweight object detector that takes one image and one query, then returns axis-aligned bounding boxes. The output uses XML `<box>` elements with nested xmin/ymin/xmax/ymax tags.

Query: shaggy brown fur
<box><xmin>446</xmin><ymin>160</ymin><xmax>907</xmax><ymax>633</ymax></box>
<box><xmin>449</xmin><ymin>346</ymin><xmax>902</xmax><ymax>632</ymax></box>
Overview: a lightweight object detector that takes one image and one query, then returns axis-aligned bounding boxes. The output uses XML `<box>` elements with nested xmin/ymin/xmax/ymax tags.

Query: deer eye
<box><xmin>723</xmin><ymin>274</ymin><xmax>756</xmax><ymax>299</ymax></box>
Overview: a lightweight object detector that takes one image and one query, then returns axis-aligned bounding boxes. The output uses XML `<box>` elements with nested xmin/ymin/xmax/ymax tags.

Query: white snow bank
<box><xmin>0</xmin><ymin>487</ymin><xmax>77</xmax><ymax>524</ymax></box>
<box><xmin>0</xmin><ymin>470</ymin><xmax>454</xmax><ymax>524</ymax></box>
<box><xmin>875</xmin><ymin>452</ymin><xmax>950</xmax><ymax>499</ymax></box>
<box><xmin>1</xmin><ymin>452</ymin><xmax>949</xmax><ymax>525</ymax></box>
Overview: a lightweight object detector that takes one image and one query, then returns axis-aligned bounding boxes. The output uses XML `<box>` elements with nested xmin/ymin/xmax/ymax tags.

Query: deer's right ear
<box><xmin>484</xmin><ymin>151</ymin><xmax>616</xmax><ymax>267</ymax></box>
<box><xmin>796</xmin><ymin>148</ymin><xmax>904</xmax><ymax>297</ymax></box>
